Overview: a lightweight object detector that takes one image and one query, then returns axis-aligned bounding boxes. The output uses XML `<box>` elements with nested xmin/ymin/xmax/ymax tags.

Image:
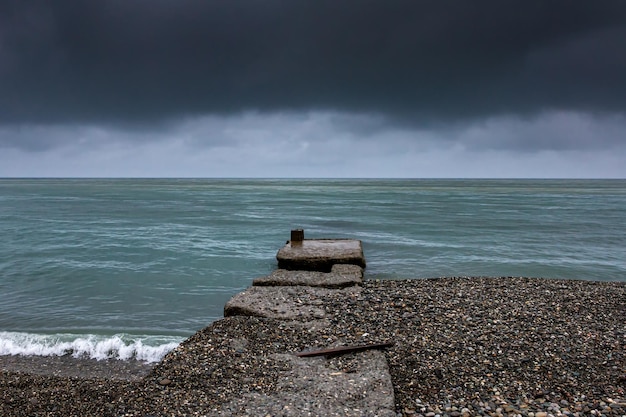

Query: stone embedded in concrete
<box><xmin>224</xmin><ymin>285</ymin><xmax>362</xmax><ymax>320</ymax></box>
<box><xmin>253</xmin><ymin>264</ymin><xmax>364</xmax><ymax>288</ymax></box>
<box><xmin>216</xmin><ymin>350</ymin><xmax>396</xmax><ymax>416</ymax></box>
<box><xmin>276</xmin><ymin>239</ymin><xmax>366</xmax><ymax>272</ymax></box>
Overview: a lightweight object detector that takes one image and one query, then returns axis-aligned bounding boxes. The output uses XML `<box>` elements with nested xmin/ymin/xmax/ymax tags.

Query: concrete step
<box><xmin>253</xmin><ymin>264</ymin><xmax>364</xmax><ymax>288</ymax></box>
<box><xmin>276</xmin><ymin>238</ymin><xmax>366</xmax><ymax>272</ymax></box>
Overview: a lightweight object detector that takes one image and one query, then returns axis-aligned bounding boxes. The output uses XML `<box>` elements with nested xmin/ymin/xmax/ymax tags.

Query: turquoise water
<box><xmin>1</xmin><ymin>179</ymin><xmax>625</xmax><ymax>361</ymax></box>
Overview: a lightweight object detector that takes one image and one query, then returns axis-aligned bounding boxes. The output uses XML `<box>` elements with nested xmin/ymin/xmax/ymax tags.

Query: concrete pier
<box><xmin>276</xmin><ymin>235</ymin><xmax>366</xmax><ymax>272</ymax></box>
<box><xmin>222</xmin><ymin>231</ymin><xmax>396</xmax><ymax>416</ymax></box>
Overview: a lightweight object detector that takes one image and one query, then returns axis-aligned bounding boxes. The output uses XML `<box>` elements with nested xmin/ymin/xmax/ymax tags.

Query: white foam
<box><xmin>0</xmin><ymin>332</ymin><xmax>182</xmax><ymax>363</ymax></box>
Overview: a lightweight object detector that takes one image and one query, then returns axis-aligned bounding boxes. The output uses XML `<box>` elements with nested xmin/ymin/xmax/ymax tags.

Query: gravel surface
<box><xmin>0</xmin><ymin>355</ymin><xmax>155</xmax><ymax>381</ymax></box>
<box><xmin>1</xmin><ymin>277</ymin><xmax>624</xmax><ymax>416</ymax></box>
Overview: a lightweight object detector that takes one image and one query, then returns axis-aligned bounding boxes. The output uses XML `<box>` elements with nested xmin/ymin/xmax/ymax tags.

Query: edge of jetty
<box><xmin>1</xmin><ymin>231</ymin><xmax>625</xmax><ymax>417</ymax></box>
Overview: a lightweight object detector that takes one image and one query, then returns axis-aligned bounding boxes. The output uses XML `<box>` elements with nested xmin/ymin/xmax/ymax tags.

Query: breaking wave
<box><xmin>0</xmin><ymin>332</ymin><xmax>182</xmax><ymax>363</ymax></box>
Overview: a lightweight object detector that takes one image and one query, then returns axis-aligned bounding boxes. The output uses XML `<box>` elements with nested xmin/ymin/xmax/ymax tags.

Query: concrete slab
<box><xmin>276</xmin><ymin>239</ymin><xmax>366</xmax><ymax>272</ymax></box>
<box><xmin>215</xmin><ymin>350</ymin><xmax>396</xmax><ymax>417</ymax></box>
<box><xmin>253</xmin><ymin>264</ymin><xmax>364</xmax><ymax>288</ymax></box>
<box><xmin>224</xmin><ymin>285</ymin><xmax>362</xmax><ymax>320</ymax></box>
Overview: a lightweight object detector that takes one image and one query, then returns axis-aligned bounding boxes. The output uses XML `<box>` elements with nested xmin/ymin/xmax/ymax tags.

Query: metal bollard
<box><xmin>290</xmin><ymin>229</ymin><xmax>304</xmax><ymax>246</ymax></box>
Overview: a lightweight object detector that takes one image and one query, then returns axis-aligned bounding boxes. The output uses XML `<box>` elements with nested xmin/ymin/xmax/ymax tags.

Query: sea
<box><xmin>1</xmin><ymin>178</ymin><xmax>624</xmax><ymax>364</ymax></box>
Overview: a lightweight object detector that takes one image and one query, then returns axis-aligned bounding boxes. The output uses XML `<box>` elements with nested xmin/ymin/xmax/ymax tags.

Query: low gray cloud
<box><xmin>1</xmin><ymin>111</ymin><xmax>624</xmax><ymax>178</ymax></box>
<box><xmin>450</xmin><ymin>112</ymin><xmax>626</xmax><ymax>152</ymax></box>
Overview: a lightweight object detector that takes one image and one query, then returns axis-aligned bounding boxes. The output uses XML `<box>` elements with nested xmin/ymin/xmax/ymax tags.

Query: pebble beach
<box><xmin>1</xmin><ymin>276</ymin><xmax>625</xmax><ymax>416</ymax></box>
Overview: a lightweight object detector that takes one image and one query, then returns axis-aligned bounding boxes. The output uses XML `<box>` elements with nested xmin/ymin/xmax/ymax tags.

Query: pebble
<box><xmin>157</xmin><ymin>377</ymin><xmax>172</xmax><ymax>386</ymax></box>
<box><xmin>0</xmin><ymin>277</ymin><xmax>624</xmax><ymax>417</ymax></box>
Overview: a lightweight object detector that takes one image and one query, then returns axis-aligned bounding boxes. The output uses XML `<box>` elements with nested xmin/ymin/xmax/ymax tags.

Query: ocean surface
<box><xmin>1</xmin><ymin>179</ymin><xmax>624</xmax><ymax>363</ymax></box>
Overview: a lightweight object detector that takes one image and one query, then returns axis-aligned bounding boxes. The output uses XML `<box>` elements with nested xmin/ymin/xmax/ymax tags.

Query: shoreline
<box><xmin>1</xmin><ymin>276</ymin><xmax>624</xmax><ymax>416</ymax></box>
<box><xmin>0</xmin><ymin>354</ymin><xmax>155</xmax><ymax>381</ymax></box>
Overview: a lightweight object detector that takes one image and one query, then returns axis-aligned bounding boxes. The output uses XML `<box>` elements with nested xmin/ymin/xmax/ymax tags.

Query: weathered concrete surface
<box><xmin>224</xmin><ymin>285</ymin><xmax>362</xmax><ymax>320</ymax></box>
<box><xmin>219</xmin><ymin>236</ymin><xmax>397</xmax><ymax>416</ymax></box>
<box><xmin>216</xmin><ymin>350</ymin><xmax>396</xmax><ymax>417</ymax></box>
<box><xmin>253</xmin><ymin>264</ymin><xmax>364</xmax><ymax>288</ymax></box>
<box><xmin>276</xmin><ymin>239</ymin><xmax>366</xmax><ymax>272</ymax></box>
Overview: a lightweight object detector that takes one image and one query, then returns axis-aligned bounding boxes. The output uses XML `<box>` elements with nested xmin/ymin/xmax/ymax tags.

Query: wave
<box><xmin>0</xmin><ymin>332</ymin><xmax>182</xmax><ymax>363</ymax></box>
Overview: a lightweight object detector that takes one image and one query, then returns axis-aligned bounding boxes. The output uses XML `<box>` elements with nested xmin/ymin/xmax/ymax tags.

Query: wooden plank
<box><xmin>295</xmin><ymin>342</ymin><xmax>394</xmax><ymax>357</ymax></box>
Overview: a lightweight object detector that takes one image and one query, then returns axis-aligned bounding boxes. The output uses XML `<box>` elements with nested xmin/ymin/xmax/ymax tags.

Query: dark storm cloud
<box><xmin>1</xmin><ymin>0</ymin><xmax>626</xmax><ymax>127</ymax></box>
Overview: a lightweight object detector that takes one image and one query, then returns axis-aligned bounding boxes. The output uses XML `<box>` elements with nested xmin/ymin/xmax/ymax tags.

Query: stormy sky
<box><xmin>1</xmin><ymin>0</ymin><xmax>625</xmax><ymax>177</ymax></box>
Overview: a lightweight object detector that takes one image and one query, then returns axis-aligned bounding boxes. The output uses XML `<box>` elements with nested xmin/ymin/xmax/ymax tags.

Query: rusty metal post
<box><xmin>290</xmin><ymin>229</ymin><xmax>304</xmax><ymax>245</ymax></box>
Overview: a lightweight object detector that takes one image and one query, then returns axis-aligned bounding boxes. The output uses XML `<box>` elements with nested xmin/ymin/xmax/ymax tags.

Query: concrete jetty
<box><xmin>276</xmin><ymin>229</ymin><xmax>367</xmax><ymax>272</ymax></box>
<box><xmin>223</xmin><ymin>230</ymin><xmax>396</xmax><ymax>416</ymax></box>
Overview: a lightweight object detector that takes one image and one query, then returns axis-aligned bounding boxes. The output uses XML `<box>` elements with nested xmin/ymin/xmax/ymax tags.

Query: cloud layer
<box><xmin>1</xmin><ymin>1</ymin><xmax>625</xmax><ymax>176</ymax></box>
<box><xmin>1</xmin><ymin>111</ymin><xmax>624</xmax><ymax>178</ymax></box>
<box><xmin>2</xmin><ymin>0</ymin><xmax>625</xmax><ymax>125</ymax></box>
